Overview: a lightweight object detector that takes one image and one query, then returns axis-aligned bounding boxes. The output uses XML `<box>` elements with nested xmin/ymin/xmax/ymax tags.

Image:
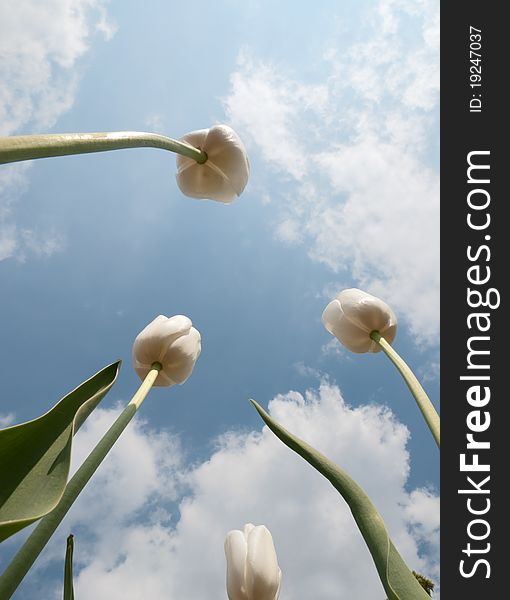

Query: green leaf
<box><xmin>0</xmin><ymin>361</ymin><xmax>121</xmax><ymax>542</ymax></box>
<box><xmin>251</xmin><ymin>399</ymin><xmax>431</xmax><ymax>600</ymax></box>
<box><xmin>63</xmin><ymin>534</ymin><xmax>75</xmax><ymax>600</ymax></box>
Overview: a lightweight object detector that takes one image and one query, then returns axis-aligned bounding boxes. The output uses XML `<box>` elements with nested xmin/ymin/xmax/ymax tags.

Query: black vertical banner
<box><xmin>441</xmin><ymin>3</ymin><xmax>505</xmax><ymax>598</ymax></box>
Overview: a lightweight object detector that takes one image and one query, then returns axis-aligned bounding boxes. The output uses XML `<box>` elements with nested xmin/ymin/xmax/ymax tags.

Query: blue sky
<box><xmin>0</xmin><ymin>1</ymin><xmax>440</xmax><ymax>598</ymax></box>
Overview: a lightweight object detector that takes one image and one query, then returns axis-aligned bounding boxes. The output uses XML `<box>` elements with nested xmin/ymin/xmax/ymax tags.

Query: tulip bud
<box><xmin>176</xmin><ymin>124</ymin><xmax>249</xmax><ymax>203</ymax></box>
<box><xmin>225</xmin><ymin>523</ymin><xmax>282</xmax><ymax>600</ymax></box>
<box><xmin>322</xmin><ymin>288</ymin><xmax>397</xmax><ymax>353</ymax></box>
<box><xmin>132</xmin><ymin>314</ymin><xmax>201</xmax><ymax>386</ymax></box>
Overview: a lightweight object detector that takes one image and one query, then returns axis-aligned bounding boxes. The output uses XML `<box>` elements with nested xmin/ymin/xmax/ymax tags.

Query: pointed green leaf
<box><xmin>251</xmin><ymin>399</ymin><xmax>431</xmax><ymax>600</ymax></box>
<box><xmin>63</xmin><ymin>534</ymin><xmax>75</xmax><ymax>600</ymax></box>
<box><xmin>0</xmin><ymin>361</ymin><xmax>121</xmax><ymax>542</ymax></box>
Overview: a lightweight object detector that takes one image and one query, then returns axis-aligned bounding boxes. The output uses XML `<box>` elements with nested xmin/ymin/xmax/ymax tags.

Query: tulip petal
<box><xmin>274</xmin><ymin>568</ymin><xmax>282</xmax><ymax>600</ymax></box>
<box><xmin>132</xmin><ymin>315</ymin><xmax>201</xmax><ymax>387</ymax></box>
<box><xmin>161</xmin><ymin>326</ymin><xmax>201</xmax><ymax>384</ymax></box>
<box><xmin>340</xmin><ymin>289</ymin><xmax>397</xmax><ymax>337</ymax></box>
<box><xmin>176</xmin><ymin>161</ymin><xmax>237</xmax><ymax>203</ymax></box>
<box><xmin>203</xmin><ymin>125</ymin><xmax>250</xmax><ymax>195</ymax></box>
<box><xmin>336</xmin><ymin>318</ymin><xmax>378</xmax><ymax>353</ymax></box>
<box><xmin>321</xmin><ymin>298</ymin><xmax>343</xmax><ymax>336</ymax></box>
<box><xmin>180</xmin><ymin>128</ymin><xmax>209</xmax><ymax>150</ymax></box>
<box><xmin>132</xmin><ymin>315</ymin><xmax>192</xmax><ymax>365</ymax></box>
<box><xmin>176</xmin><ymin>124</ymin><xmax>249</xmax><ymax>203</ymax></box>
<box><xmin>225</xmin><ymin>530</ymin><xmax>249</xmax><ymax>600</ymax></box>
<box><xmin>245</xmin><ymin>526</ymin><xmax>281</xmax><ymax>600</ymax></box>
<box><xmin>322</xmin><ymin>299</ymin><xmax>372</xmax><ymax>353</ymax></box>
<box><xmin>322</xmin><ymin>289</ymin><xmax>397</xmax><ymax>353</ymax></box>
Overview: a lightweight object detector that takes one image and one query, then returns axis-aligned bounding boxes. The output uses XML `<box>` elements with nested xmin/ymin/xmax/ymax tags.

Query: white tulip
<box><xmin>132</xmin><ymin>315</ymin><xmax>201</xmax><ymax>386</ymax></box>
<box><xmin>322</xmin><ymin>288</ymin><xmax>397</xmax><ymax>353</ymax></box>
<box><xmin>176</xmin><ymin>124</ymin><xmax>249</xmax><ymax>203</ymax></box>
<box><xmin>225</xmin><ymin>523</ymin><xmax>282</xmax><ymax>600</ymax></box>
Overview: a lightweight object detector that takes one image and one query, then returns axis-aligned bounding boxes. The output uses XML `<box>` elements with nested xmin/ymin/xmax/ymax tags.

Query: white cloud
<box><xmin>0</xmin><ymin>164</ymin><xmax>67</xmax><ymax>259</ymax></box>
<box><xmin>0</xmin><ymin>223</ymin><xmax>66</xmax><ymax>262</ymax></box>
<box><xmin>26</xmin><ymin>384</ymin><xmax>438</xmax><ymax>599</ymax></box>
<box><xmin>225</xmin><ymin>49</ymin><xmax>329</xmax><ymax>181</ymax></box>
<box><xmin>419</xmin><ymin>360</ymin><xmax>440</xmax><ymax>383</ymax></box>
<box><xmin>0</xmin><ymin>225</ymin><xmax>18</xmax><ymax>261</ymax></box>
<box><xmin>404</xmin><ymin>488</ymin><xmax>440</xmax><ymax>549</ymax></box>
<box><xmin>0</xmin><ymin>164</ymin><xmax>31</xmax><ymax>218</ymax></box>
<box><xmin>293</xmin><ymin>361</ymin><xmax>326</xmax><ymax>379</ymax></box>
<box><xmin>18</xmin><ymin>228</ymin><xmax>66</xmax><ymax>261</ymax></box>
<box><xmin>144</xmin><ymin>113</ymin><xmax>166</xmax><ymax>132</ymax></box>
<box><xmin>0</xmin><ymin>225</ymin><xmax>67</xmax><ymax>263</ymax></box>
<box><xmin>321</xmin><ymin>337</ymin><xmax>352</xmax><ymax>359</ymax></box>
<box><xmin>0</xmin><ymin>0</ymin><xmax>116</xmax><ymax>135</ymax></box>
<box><xmin>223</xmin><ymin>0</ymin><xmax>440</xmax><ymax>343</ymax></box>
<box><xmin>0</xmin><ymin>0</ymin><xmax>115</xmax><ymax>262</ymax></box>
<box><xmin>275</xmin><ymin>217</ymin><xmax>303</xmax><ymax>244</ymax></box>
<box><xmin>0</xmin><ymin>413</ymin><xmax>16</xmax><ymax>427</ymax></box>
<box><xmin>30</xmin><ymin>405</ymin><xmax>185</xmax><ymax>575</ymax></box>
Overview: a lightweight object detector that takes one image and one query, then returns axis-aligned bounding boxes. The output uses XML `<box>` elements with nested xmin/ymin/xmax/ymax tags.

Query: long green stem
<box><xmin>63</xmin><ymin>534</ymin><xmax>74</xmax><ymax>600</ymax></box>
<box><xmin>0</xmin><ymin>132</ymin><xmax>207</xmax><ymax>165</ymax></box>
<box><xmin>0</xmin><ymin>363</ymin><xmax>161</xmax><ymax>599</ymax></box>
<box><xmin>370</xmin><ymin>331</ymin><xmax>440</xmax><ymax>447</ymax></box>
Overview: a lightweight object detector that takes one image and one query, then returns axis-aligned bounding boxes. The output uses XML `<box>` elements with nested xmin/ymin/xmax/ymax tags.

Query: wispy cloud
<box><xmin>0</xmin><ymin>0</ymin><xmax>116</xmax><ymax>136</ymax></box>
<box><xmin>0</xmin><ymin>221</ymin><xmax>66</xmax><ymax>262</ymax></box>
<box><xmin>22</xmin><ymin>384</ymin><xmax>438</xmax><ymax>599</ymax></box>
<box><xmin>0</xmin><ymin>413</ymin><xmax>15</xmax><ymax>427</ymax></box>
<box><xmin>225</xmin><ymin>49</ymin><xmax>329</xmax><ymax>181</ymax></box>
<box><xmin>293</xmin><ymin>361</ymin><xmax>327</xmax><ymax>379</ymax></box>
<box><xmin>223</xmin><ymin>0</ymin><xmax>439</xmax><ymax>344</ymax></box>
<box><xmin>321</xmin><ymin>337</ymin><xmax>352</xmax><ymax>359</ymax></box>
<box><xmin>0</xmin><ymin>225</ymin><xmax>18</xmax><ymax>261</ymax></box>
<box><xmin>418</xmin><ymin>360</ymin><xmax>440</xmax><ymax>383</ymax></box>
<box><xmin>0</xmin><ymin>0</ymin><xmax>116</xmax><ymax>262</ymax></box>
<box><xmin>143</xmin><ymin>113</ymin><xmax>166</xmax><ymax>132</ymax></box>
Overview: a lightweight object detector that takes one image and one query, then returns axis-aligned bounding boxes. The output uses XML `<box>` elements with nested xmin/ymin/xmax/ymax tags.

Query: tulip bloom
<box><xmin>225</xmin><ymin>523</ymin><xmax>282</xmax><ymax>600</ymax></box>
<box><xmin>0</xmin><ymin>126</ymin><xmax>251</xmax><ymax>203</ymax></box>
<box><xmin>0</xmin><ymin>314</ymin><xmax>201</xmax><ymax>597</ymax></box>
<box><xmin>323</xmin><ymin>288</ymin><xmax>440</xmax><ymax>447</ymax></box>
<box><xmin>176</xmin><ymin>124</ymin><xmax>250</xmax><ymax>203</ymax></box>
<box><xmin>322</xmin><ymin>288</ymin><xmax>397</xmax><ymax>353</ymax></box>
<box><xmin>132</xmin><ymin>315</ymin><xmax>201</xmax><ymax>387</ymax></box>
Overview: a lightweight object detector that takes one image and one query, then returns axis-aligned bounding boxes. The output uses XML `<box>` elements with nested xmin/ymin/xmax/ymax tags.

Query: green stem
<box><xmin>370</xmin><ymin>331</ymin><xmax>440</xmax><ymax>448</ymax></box>
<box><xmin>0</xmin><ymin>132</ymin><xmax>208</xmax><ymax>165</ymax></box>
<box><xmin>63</xmin><ymin>534</ymin><xmax>74</xmax><ymax>600</ymax></box>
<box><xmin>0</xmin><ymin>363</ymin><xmax>162</xmax><ymax>599</ymax></box>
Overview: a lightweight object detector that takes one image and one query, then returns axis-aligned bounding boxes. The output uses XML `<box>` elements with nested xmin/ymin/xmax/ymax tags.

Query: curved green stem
<box><xmin>370</xmin><ymin>331</ymin><xmax>440</xmax><ymax>448</ymax></box>
<box><xmin>0</xmin><ymin>132</ymin><xmax>207</xmax><ymax>165</ymax></box>
<box><xmin>0</xmin><ymin>363</ymin><xmax>162</xmax><ymax>600</ymax></box>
